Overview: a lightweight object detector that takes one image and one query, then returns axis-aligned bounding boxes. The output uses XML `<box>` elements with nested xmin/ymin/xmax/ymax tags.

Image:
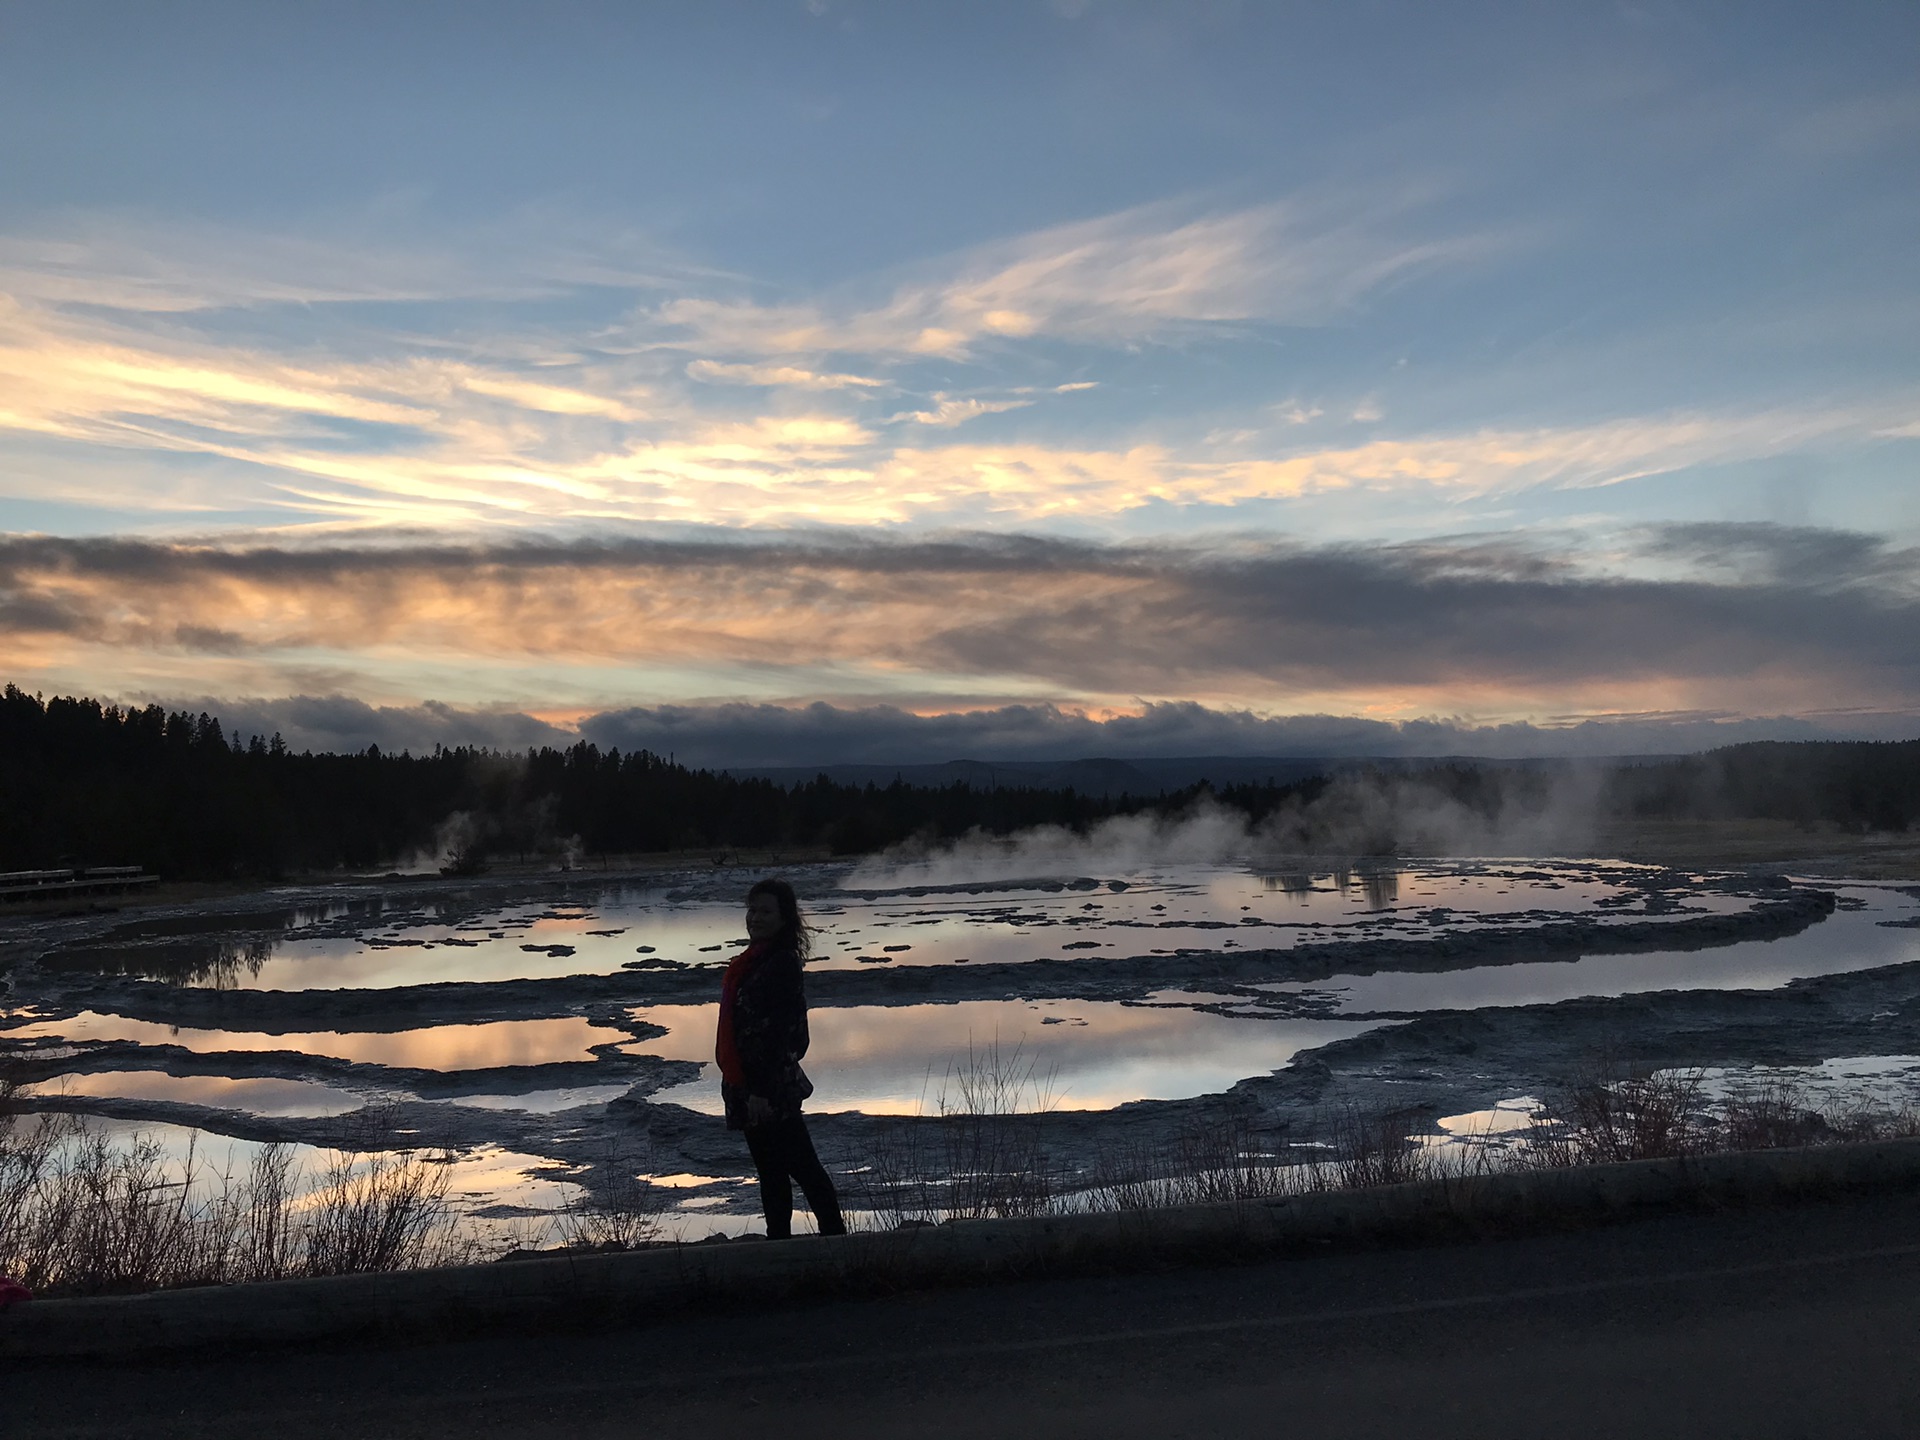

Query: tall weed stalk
<box><xmin>863</xmin><ymin>1037</ymin><xmax>1063</xmax><ymax>1225</ymax></box>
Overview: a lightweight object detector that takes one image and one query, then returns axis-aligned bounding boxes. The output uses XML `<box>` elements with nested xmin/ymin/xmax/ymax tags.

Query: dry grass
<box><xmin>554</xmin><ymin>1143</ymin><xmax>664</xmax><ymax>1251</ymax></box>
<box><xmin>1521</xmin><ymin>1063</ymin><xmax>1708</xmax><ymax>1167</ymax></box>
<box><xmin>1</xmin><ymin>1078</ymin><xmax>469</xmax><ymax>1296</ymax></box>
<box><xmin>860</xmin><ymin>1038</ymin><xmax>1064</xmax><ymax>1226</ymax></box>
<box><xmin>857</xmin><ymin>1048</ymin><xmax>1920</xmax><ymax>1234</ymax></box>
<box><xmin>1081</xmin><ymin>1112</ymin><xmax>1295</xmax><ymax>1212</ymax></box>
<box><xmin>1526</xmin><ymin>1062</ymin><xmax>1920</xmax><ymax>1166</ymax></box>
<box><xmin>1326</xmin><ymin>1105</ymin><xmax>1448</xmax><ymax>1188</ymax></box>
<box><xmin>1716</xmin><ymin>1077</ymin><xmax>1832</xmax><ymax>1151</ymax></box>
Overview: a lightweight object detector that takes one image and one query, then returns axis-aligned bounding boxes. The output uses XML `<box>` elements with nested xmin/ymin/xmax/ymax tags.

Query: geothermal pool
<box><xmin>5</xmin><ymin>858</ymin><xmax>1918</xmax><ymax>1240</ymax></box>
<box><xmin>27</xmin><ymin>859</ymin><xmax>1758</xmax><ymax>990</ymax></box>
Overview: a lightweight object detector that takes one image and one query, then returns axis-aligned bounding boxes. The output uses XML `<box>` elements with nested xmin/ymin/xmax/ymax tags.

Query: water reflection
<box><xmin>44</xmin><ymin>935</ymin><xmax>278</xmax><ymax>988</ymax></box>
<box><xmin>37</xmin><ymin>861</ymin><xmax>1726</xmax><ymax>992</ymax></box>
<box><xmin>632</xmin><ymin>999</ymin><xmax>1380</xmax><ymax>1114</ymax></box>
<box><xmin>47</xmin><ymin>1119</ymin><xmax>586</xmax><ymax>1253</ymax></box>
<box><xmin>429</xmin><ymin>1085</ymin><xmax>633</xmax><ymax>1113</ymax></box>
<box><xmin>10</xmin><ymin>1012</ymin><xmax>628</xmax><ymax>1069</ymax></box>
<box><xmin>1255</xmin><ymin>885</ymin><xmax>1920</xmax><ymax>1014</ymax></box>
<box><xmin>24</xmin><ymin>1071</ymin><xmax>366</xmax><ymax>1117</ymax></box>
<box><xmin>1687</xmin><ymin>1054</ymin><xmax>1920</xmax><ymax>1114</ymax></box>
<box><xmin>1259</xmin><ymin>864</ymin><xmax>1400</xmax><ymax>910</ymax></box>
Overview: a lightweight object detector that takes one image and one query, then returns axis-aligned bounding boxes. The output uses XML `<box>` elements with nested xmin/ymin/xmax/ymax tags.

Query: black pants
<box><xmin>743</xmin><ymin>1114</ymin><xmax>845</xmax><ymax>1238</ymax></box>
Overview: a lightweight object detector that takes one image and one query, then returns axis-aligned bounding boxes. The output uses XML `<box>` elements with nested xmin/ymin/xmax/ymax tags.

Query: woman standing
<box><xmin>717</xmin><ymin>878</ymin><xmax>846</xmax><ymax>1238</ymax></box>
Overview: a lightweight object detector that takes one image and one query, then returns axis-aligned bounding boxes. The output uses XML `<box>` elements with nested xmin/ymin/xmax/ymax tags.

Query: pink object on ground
<box><xmin>0</xmin><ymin>1277</ymin><xmax>31</xmax><ymax>1308</ymax></box>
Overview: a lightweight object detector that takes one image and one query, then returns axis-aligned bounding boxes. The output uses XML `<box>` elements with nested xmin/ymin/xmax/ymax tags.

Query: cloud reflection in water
<box><xmin>631</xmin><ymin>998</ymin><xmax>1379</xmax><ymax>1115</ymax></box>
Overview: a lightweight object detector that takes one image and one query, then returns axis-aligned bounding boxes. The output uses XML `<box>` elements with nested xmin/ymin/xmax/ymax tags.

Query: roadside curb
<box><xmin>7</xmin><ymin>1137</ymin><xmax>1920</xmax><ymax>1360</ymax></box>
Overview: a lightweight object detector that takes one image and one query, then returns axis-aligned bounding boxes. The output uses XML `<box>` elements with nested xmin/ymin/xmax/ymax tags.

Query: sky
<box><xmin>1</xmin><ymin>1</ymin><xmax>1916</xmax><ymax>761</ymax></box>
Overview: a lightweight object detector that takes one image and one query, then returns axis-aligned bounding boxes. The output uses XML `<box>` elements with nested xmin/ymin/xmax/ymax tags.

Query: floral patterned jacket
<box><xmin>720</xmin><ymin>943</ymin><xmax>815</xmax><ymax>1129</ymax></box>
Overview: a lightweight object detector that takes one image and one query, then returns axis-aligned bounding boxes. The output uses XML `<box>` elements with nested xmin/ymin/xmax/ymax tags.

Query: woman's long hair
<box><xmin>747</xmin><ymin>877</ymin><xmax>810</xmax><ymax>959</ymax></box>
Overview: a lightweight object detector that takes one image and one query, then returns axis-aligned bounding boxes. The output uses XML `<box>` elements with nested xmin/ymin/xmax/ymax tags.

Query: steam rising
<box><xmin>849</xmin><ymin>768</ymin><xmax>1604</xmax><ymax>888</ymax></box>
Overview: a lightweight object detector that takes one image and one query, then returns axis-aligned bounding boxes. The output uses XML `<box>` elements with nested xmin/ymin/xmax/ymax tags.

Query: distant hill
<box><xmin>723</xmin><ymin>753</ymin><xmax>1657</xmax><ymax>798</ymax></box>
<box><xmin>722</xmin><ymin>755</ymin><xmax>1332</xmax><ymax>797</ymax></box>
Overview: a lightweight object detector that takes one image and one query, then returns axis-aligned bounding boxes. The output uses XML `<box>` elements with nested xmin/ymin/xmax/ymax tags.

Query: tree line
<box><xmin>2</xmin><ymin>686</ymin><xmax>1913</xmax><ymax>882</ymax></box>
<box><xmin>0</xmin><ymin>686</ymin><xmax>1323</xmax><ymax>880</ymax></box>
<box><xmin>1603</xmin><ymin>739</ymin><xmax>1920</xmax><ymax>833</ymax></box>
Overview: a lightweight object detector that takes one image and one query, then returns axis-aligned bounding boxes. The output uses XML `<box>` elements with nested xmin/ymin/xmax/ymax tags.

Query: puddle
<box><xmin>629</xmin><ymin>998</ymin><xmax>1380</xmax><ymax>1114</ymax></box>
<box><xmin>9</xmin><ymin>1013</ymin><xmax>630</xmax><ymax>1069</ymax></box>
<box><xmin>8</xmin><ymin>861</ymin><xmax>1905</xmax><ymax>1241</ymax></box>
<box><xmin>1436</xmin><ymin>1097</ymin><xmax>1545</xmax><ymax>1137</ymax></box>
<box><xmin>1254</xmin><ymin>885</ymin><xmax>1920</xmax><ymax>1014</ymax></box>
<box><xmin>11</xmin><ymin>1117</ymin><xmax>586</xmax><ymax>1251</ymax></box>
<box><xmin>36</xmin><ymin>861</ymin><xmax>1758</xmax><ymax>991</ymax></box>
<box><xmin>22</xmin><ymin>1071</ymin><xmax>368</xmax><ymax>1117</ymax></box>
<box><xmin>427</xmin><ymin>1084</ymin><xmax>634</xmax><ymax>1113</ymax></box>
<box><xmin>1686</xmin><ymin>1054</ymin><xmax>1920</xmax><ymax>1114</ymax></box>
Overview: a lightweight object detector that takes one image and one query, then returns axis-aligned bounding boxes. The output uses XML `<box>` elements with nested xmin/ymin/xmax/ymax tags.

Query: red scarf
<box><xmin>715</xmin><ymin>940</ymin><xmax>771</xmax><ymax>1087</ymax></box>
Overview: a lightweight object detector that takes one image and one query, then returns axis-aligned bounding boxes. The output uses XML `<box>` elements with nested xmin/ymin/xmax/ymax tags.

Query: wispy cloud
<box><xmin>685</xmin><ymin>359</ymin><xmax>885</xmax><ymax>390</ymax></box>
<box><xmin>886</xmin><ymin>394</ymin><xmax>1034</xmax><ymax>428</ymax></box>
<box><xmin>0</xmin><ymin>205</ymin><xmax>1908</xmax><ymax>537</ymax></box>
<box><xmin>0</xmin><ymin>209</ymin><xmax>714</xmax><ymax>313</ymax></box>
<box><xmin>653</xmin><ymin>194</ymin><xmax>1494</xmax><ymax>360</ymax></box>
<box><xmin>0</xmin><ymin>272</ymin><xmax>1900</xmax><ymax>530</ymax></box>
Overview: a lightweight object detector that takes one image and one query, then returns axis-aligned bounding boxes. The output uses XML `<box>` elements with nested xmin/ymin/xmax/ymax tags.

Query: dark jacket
<box><xmin>721</xmin><ymin>943</ymin><xmax>815</xmax><ymax>1129</ymax></box>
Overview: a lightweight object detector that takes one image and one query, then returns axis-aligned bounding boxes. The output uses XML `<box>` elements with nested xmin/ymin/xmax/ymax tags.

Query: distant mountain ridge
<box><xmin>719</xmin><ymin>753</ymin><xmax>1639</xmax><ymax>798</ymax></box>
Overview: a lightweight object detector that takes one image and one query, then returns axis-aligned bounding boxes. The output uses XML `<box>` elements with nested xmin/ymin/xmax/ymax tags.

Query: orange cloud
<box><xmin>4</xmin><ymin>530</ymin><xmax>1915</xmax><ymax>723</ymax></box>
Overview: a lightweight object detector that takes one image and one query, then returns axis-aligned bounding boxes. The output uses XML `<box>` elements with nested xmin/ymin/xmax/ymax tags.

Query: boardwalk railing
<box><xmin>0</xmin><ymin>867</ymin><xmax>157</xmax><ymax>903</ymax></box>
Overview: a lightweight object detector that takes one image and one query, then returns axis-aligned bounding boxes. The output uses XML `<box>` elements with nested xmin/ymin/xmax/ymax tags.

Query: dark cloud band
<box><xmin>2</xmin><ymin>523</ymin><xmax>1916</xmax><ymax>712</ymax></box>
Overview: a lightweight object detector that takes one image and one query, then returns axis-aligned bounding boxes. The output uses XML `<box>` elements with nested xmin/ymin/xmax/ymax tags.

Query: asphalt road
<box><xmin>13</xmin><ymin>1193</ymin><xmax>1920</xmax><ymax>1439</ymax></box>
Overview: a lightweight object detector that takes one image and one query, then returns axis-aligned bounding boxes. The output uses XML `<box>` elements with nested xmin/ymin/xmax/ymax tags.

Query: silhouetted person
<box><xmin>717</xmin><ymin>878</ymin><xmax>845</xmax><ymax>1238</ymax></box>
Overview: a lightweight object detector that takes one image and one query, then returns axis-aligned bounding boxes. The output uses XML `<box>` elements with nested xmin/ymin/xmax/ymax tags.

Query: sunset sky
<box><xmin>1</xmin><ymin>2</ymin><xmax>1915</xmax><ymax>762</ymax></box>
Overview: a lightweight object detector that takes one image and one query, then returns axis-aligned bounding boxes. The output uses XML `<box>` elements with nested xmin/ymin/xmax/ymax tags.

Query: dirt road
<box><xmin>13</xmin><ymin>1192</ymin><xmax>1920</xmax><ymax>1438</ymax></box>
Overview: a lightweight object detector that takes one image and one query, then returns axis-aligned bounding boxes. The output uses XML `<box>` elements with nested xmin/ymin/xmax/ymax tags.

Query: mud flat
<box><xmin>4</xmin><ymin>860</ymin><xmax>1918</xmax><ymax>1234</ymax></box>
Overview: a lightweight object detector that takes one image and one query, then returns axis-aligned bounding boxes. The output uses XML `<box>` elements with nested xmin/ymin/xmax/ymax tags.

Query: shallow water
<box><xmin>8</xmin><ymin>863</ymin><xmax>1887</xmax><ymax>1128</ymax></box>
<box><xmin>16</xmin><ymin>1117</ymin><xmax>586</xmax><ymax>1252</ymax></box>
<box><xmin>1683</xmin><ymin>1053</ymin><xmax>1920</xmax><ymax>1115</ymax></box>
<box><xmin>9</xmin><ymin>1012</ymin><xmax>633</xmax><ymax>1068</ymax></box>
<box><xmin>36</xmin><ymin>860</ymin><xmax>1754</xmax><ymax>991</ymax></box>
<box><xmin>629</xmin><ymin>999</ymin><xmax>1379</xmax><ymax>1114</ymax></box>
<box><xmin>23</xmin><ymin>1071</ymin><xmax>367</xmax><ymax>1117</ymax></box>
<box><xmin>8</xmin><ymin>859</ymin><xmax>1907</xmax><ymax>1247</ymax></box>
<box><xmin>1254</xmin><ymin>884</ymin><xmax>1920</xmax><ymax>1014</ymax></box>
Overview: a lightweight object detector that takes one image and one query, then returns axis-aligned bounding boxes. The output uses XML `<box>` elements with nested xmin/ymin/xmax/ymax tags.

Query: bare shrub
<box><xmin>233</xmin><ymin>1142</ymin><xmax>302</xmax><ymax>1281</ymax></box>
<box><xmin>1328</xmin><ymin>1105</ymin><xmax>1439</xmax><ymax>1189</ymax></box>
<box><xmin>862</xmin><ymin>1037</ymin><xmax>1063</xmax><ymax>1226</ymax></box>
<box><xmin>1544</xmin><ymin>1064</ymin><xmax>1706</xmax><ymax>1163</ymax></box>
<box><xmin>859</xmin><ymin>1119</ymin><xmax>941</xmax><ymax>1228</ymax></box>
<box><xmin>557</xmin><ymin>1145</ymin><xmax>662</xmax><ymax>1251</ymax></box>
<box><xmin>303</xmin><ymin>1148</ymin><xmax>460</xmax><ymax>1276</ymax></box>
<box><xmin>1820</xmin><ymin>1099</ymin><xmax>1920</xmax><ymax>1144</ymax></box>
<box><xmin>1516</xmin><ymin>1107</ymin><xmax>1580</xmax><ymax>1168</ymax></box>
<box><xmin>1076</xmin><ymin>1134</ymin><xmax>1171</xmax><ymax>1213</ymax></box>
<box><xmin>0</xmin><ymin>1121</ymin><xmax>318</xmax><ymax>1295</ymax></box>
<box><xmin>0</xmin><ymin>1078</ymin><xmax>73</xmax><ymax>1283</ymax></box>
<box><xmin>43</xmin><ymin>1129</ymin><xmax>206</xmax><ymax>1293</ymax></box>
<box><xmin>1716</xmin><ymin>1078</ymin><xmax>1829</xmax><ymax>1151</ymax></box>
<box><xmin>1169</xmin><ymin>1112</ymin><xmax>1297</xmax><ymax>1202</ymax></box>
<box><xmin>1</xmin><ymin>1078</ymin><xmax>467</xmax><ymax>1295</ymax></box>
